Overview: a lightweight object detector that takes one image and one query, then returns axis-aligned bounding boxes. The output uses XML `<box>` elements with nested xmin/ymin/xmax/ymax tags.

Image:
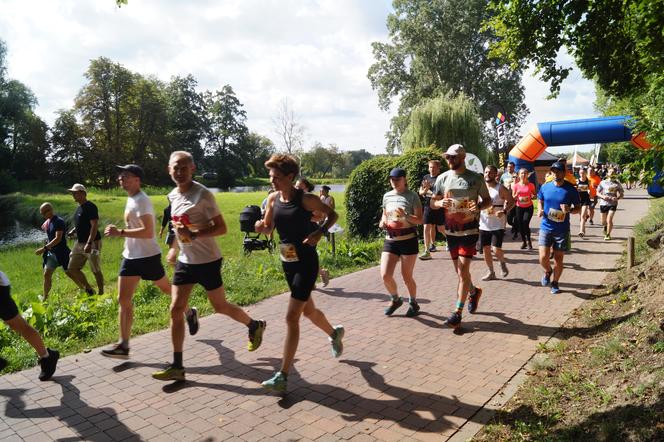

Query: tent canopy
<box><xmin>571</xmin><ymin>152</ymin><xmax>589</xmax><ymax>165</ymax></box>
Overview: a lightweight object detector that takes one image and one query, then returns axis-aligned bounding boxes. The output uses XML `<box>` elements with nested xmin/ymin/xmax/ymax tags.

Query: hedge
<box><xmin>345</xmin><ymin>147</ymin><xmax>444</xmax><ymax>238</ymax></box>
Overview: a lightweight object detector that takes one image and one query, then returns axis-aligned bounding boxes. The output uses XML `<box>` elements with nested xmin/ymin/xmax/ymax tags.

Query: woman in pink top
<box><xmin>512</xmin><ymin>168</ymin><xmax>537</xmax><ymax>249</ymax></box>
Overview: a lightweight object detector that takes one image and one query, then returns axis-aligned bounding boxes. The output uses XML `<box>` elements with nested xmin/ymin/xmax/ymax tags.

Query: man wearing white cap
<box><xmin>432</xmin><ymin>144</ymin><xmax>491</xmax><ymax>330</ymax></box>
<box><xmin>66</xmin><ymin>183</ymin><xmax>104</xmax><ymax>295</ymax></box>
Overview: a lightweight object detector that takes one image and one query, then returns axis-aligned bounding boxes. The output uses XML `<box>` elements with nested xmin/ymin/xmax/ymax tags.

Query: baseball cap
<box><xmin>550</xmin><ymin>161</ymin><xmax>565</xmax><ymax>172</ymax></box>
<box><xmin>116</xmin><ymin>164</ymin><xmax>144</xmax><ymax>179</ymax></box>
<box><xmin>321</xmin><ymin>185</ymin><xmax>331</xmax><ymax>191</ymax></box>
<box><xmin>67</xmin><ymin>183</ymin><xmax>87</xmax><ymax>193</ymax></box>
<box><xmin>389</xmin><ymin>167</ymin><xmax>406</xmax><ymax>178</ymax></box>
<box><xmin>445</xmin><ymin>144</ymin><xmax>466</xmax><ymax>156</ymax></box>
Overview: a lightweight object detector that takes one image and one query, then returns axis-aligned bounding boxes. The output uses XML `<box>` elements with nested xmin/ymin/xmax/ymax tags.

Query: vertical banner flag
<box><xmin>495</xmin><ymin>110</ymin><xmax>509</xmax><ymax>167</ymax></box>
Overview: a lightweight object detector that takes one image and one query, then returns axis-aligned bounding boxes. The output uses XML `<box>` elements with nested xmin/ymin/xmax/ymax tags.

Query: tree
<box><xmin>242</xmin><ymin>132</ymin><xmax>275</xmax><ymax>177</ymax></box>
<box><xmin>202</xmin><ymin>85</ymin><xmax>249</xmax><ymax>187</ymax></box>
<box><xmin>272</xmin><ymin>98</ymin><xmax>305</xmax><ymax>154</ymax></box>
<box><xmin>300</xmin><ymin>143</ymin><xmax>343</xmax><ymax>178</ymax></box>
<box><xmin>401</xmin><ymin>92</ymin><xmax>490</xmax><ymax>164</ymax></box>
<box><xmin>51</xmin><ymin>110</ymin><xmax>89</xmax><ymax>183</ymax></box>
<box><xmin>368</xmin><ymin>0</ymin><xmax>528</xmax><ymax>153</ymax></box>
<box><xmin>164</xmin><ymin>75</ymin><xmax>206</xmax><ymax>165</ymax></box>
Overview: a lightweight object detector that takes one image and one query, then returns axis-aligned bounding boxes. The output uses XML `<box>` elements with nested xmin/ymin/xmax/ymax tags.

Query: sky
<box><xmin>0</xmin><ymin>0</ymin><xmax>598</xmax><ymax>155</ymax></box>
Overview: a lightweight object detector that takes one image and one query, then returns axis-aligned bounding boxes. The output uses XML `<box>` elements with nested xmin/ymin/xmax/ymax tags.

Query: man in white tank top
<box><xmin>479</xmin><ymin>165</ymin><xmax>514</xmax><ymax>281</ymax></box>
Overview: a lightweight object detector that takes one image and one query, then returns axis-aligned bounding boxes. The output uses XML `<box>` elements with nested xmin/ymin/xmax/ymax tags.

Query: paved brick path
<box><xmin>0</xmin><ymin>190</ymin><xmax>650</xmax><ymax>441</ymax></box>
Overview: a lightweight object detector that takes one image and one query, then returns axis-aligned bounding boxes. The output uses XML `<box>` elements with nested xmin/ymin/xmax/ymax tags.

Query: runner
<box><xmin>479</xmin><ymin>165</ymin><xmax>514</xmax><ymax>280</ymax></box>
<box><xmin>418</xmin><ymin>159</ymin><xmax>444</xmax><ymax>260</ymax></box>
<box><xmin>576</xmin><ymin>167</ymin><xmax>592</xmax><ymax>237</ymax></box>
<box><xmin>0</xmin><ymin>271</ymin><xmax>59</xmax><ymax>380</ymax></box>
<box><xmin>35</xmin><ymin>202</ymin><xmax>78</xmax><ymax>299</ymax></box>
<box><xmin>66</xmin><ymin>184</ymin><xmax>105</xmax><ymax>295</ymax></box>
<box><xmin>380</xmin><ymin>167</ymin><xmax>424</xmax><ymax>317</ymax></box>
<box><xmin>587</xmin><ymin>166</ymin><xmax>602</xmax><ymax>225</ymax></box>
<box><xmin>596</xmin><ymin>167</ymin><xmax>625</xmax><ymax>241</ymax></box>
<box><xmin>500</xmin><ymin>161</ymin><xmax>519</xmax><ymax>239</ymax></box>
<box><xmin>432</xmin><ymin>144</ymin><xmax>491</xmax><ymax>329</ymax></box>
<box><xmin>255</xmin><ymin>154</ymin><xmax>343</xmax><ymax>393</ymax></box>
<box><xmin>537</xmin><ymin>161</ymin><xmax>581</xmax><ymax>294</ymax></box>
<box><xmin>295</xmin><ymin>178</ymin><xmax>330</xmax><ymax>286</ymax></box>
<box><xmin>512</xmin><ymin>168</ymin><xmax>537</xmax><ymax>249</ymax></box>
<box><xmin>101</xmin><ymin>164</ymin><xmax>199</xmax><ymax>359</ymax></box>
<box><xmin>152</xmin><ymin>151</ymin><xmax>266</xmax><ymax>382</ymax></box>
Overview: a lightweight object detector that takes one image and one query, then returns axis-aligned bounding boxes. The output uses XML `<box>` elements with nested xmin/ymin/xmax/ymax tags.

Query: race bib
<box><xmin>607</xmin><ymin>185</ymin><xmax>618</xmax><ymax>193</ymax></box>
<box><xmin>577</xmin><ymin>184</ymin><xmax>589</xmax><ymax>192</ymax></box>
<box><xmin>518</xmin><ymin>195</ymin><xmax>531</xmax><ymax>204</ymax></box>
<box><xmin>279</xmin><ymin>243</ymin><xmax>299</xmax><ymax>262</ymax></box>
<box><xmin>547</xmin><ymin>208</ymin><xmax>565</xmax><ymax>223</ymax></box>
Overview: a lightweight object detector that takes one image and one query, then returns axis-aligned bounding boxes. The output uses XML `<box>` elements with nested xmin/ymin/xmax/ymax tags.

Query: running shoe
<box><xmin>604</xmin><ymin>234</ymin><xmax>611</xmax><ymax>241</ymax></box>
<box><xmin>443</xmin><ymin>311</ymin><xmax>462</xmax><ymax>329</ymax></box>
<box><xmin>520</xmin><ymin>242</ymin><xmax>527</xmax><ymax>249</ymax></box>
<box><xmin>384</xmin><ymin>297</ymin><xmax>403</xmax><ymax>316</ymax></box>
<box><xmin>589</xmin><ymin>219</ymin><xmax>594</xmax><ymax>225</ymax></box>
<box><xmin>541</xmin><ymin>271</ymin><xmax>552</xmax><ymax>287</ymax></box>
<box><xmin>429</xmin><ymin>244</ymin><xmax>437</xmax><ymax>253</ymax></box>
<box><xmin>85</xmin><ymin>288</ymin><xmax>95</xmax><ymax>296</ymax></box>
<box><xmin>550</xmin><ymin>282</ymin><xmax>561</xmax><ymax>295</ymax></box>
<box><xmin>500</xmin><ymin>262</ymin><xmax>509</xmax><ymax>278</ymax></box>
<box><xmin>320</xmin><ymin>269</ymin><xmax>330</xmax><ymax>287</ymax></box>
<box><xmin>186</xmin><ymin>307</ymin><xmax>199</xmax><ymax>336</ymax></box>
<box><xmin>101</xmin><ymin>344</ymin><xmax>129</xmax><ymax>359</ymax></box>
<box><xmin>405</xmin><ymin>301</ymin><xmax>420</xmax><ymax>317</ymax></box>
<box><xmin>38</xmin><ymin>349</ymin><xmax>59</xmax><ymax>381</ymax></box>
<box><xmin>329</xmin><ymin>325</ymin><xmax>345</xmax><ymax>358</ymax></box>
<box><xmin>152</xmin><ymin>365</ymin><xmax>185</xmax><ymax>381</ymax></box>
<box><xmin>247</xmin><ymin>320</ymin><xmax>266</xmax><ymax>352</ymax></box>
<box><xmin>418</xmin><ymin>251</ymin><xmax>432</xmax><ymax>261</ymax></box>
<box><xmin>262</xmin><ymin>371</ymin><xmax>287</xmax><ymax>392</ymax></box>
<box><xmin>468</xmin><ymin>287</ymin><xmax>483</xmax><ymax>314</ymax></box>
<box><xmin>481</xmin><ymin>271</ymin><xmax>496</xmax><ymax>281</ymax></box>
<box><xmin>0</xmin><ymin>357</ymin><xmax>7</xmax><ymax>372</ymax></box>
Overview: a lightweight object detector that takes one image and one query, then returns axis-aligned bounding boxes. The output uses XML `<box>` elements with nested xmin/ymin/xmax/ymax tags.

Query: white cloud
<box><xmin>1</xmin><ymin>0</ymin><xmax>598</xmax><ymax>155</ymax></box>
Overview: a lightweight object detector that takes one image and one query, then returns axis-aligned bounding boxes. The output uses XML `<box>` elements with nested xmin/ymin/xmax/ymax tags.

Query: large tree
<box><xmin>368</xmin><ymin>0</ymin><xmax>528</xmax><ymax>153</ymax></box>
<box><xmin>486</xmin><ymin>0</ymin><xmax>664</xmax><ymax>182</ymax></box>
<box><xmin>164</xmin><ymin>75</ymin><xmax>206</xmax><ymax>165</ymax></box>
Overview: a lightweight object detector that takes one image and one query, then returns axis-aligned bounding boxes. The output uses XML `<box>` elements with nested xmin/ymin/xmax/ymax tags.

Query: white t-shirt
<box><xmin>168</xmin><ymin>181</ymin><xmax>222</xmax><ymax>265</ymax></box>
<box><xmin>123</xmin><ymin>191</ymin><xmax>162</xmax><ymax>259</ymax></box>
<box><xmin>0</xmin><ymin>271</ymin><xmax>10</xmax><ymax>287</ymax></box>
<box><xmin>479</xmin><ymin>184</ymin><xmax>507</xmax><ymax>232</ymax></box>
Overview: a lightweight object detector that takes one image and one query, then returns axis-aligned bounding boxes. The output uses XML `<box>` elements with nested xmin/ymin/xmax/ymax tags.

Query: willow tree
<box><xmin>401</xmin><ymin>93</ymin><xmax>491</xmax><ymax>164</ymax></box>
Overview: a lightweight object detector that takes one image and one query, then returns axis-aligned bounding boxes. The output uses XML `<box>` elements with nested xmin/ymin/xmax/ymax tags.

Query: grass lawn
<box><xmin>0</xmin><ymin>189</ymin><xmax>383</xmax><ymax>372</ymax></box>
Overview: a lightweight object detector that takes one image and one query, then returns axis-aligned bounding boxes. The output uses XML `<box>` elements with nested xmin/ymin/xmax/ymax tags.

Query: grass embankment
<box><xmin>475</xmin><ymin>198</ymin><xmax>664</xmax><ymax>442</ymax></box>
<box><xmin>0</xmin><ymin>190</ymin><xmax>381</xmax><ymax>373</ymax></box>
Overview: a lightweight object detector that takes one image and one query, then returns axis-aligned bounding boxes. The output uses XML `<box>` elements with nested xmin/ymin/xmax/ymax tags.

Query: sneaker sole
<box><xmin>331</xmin><ymin>327</ymin><xmax>345</xmax><ymax>357</ymax></box>
<box><xmin>187</xmin><ymin>308</ymin><xmax>199</xmax><ymax>336</ymax></box>
<box><xmin>101</xmin><ymin>353</ymin><xmax>130</xmax><ymax>360</ymax></box>
<box><xmin>248</xmin><ymin>322</ymin><xmax>266</xmax><ymax>352</ymax></box>
<box><xmin>261</xmin><ymin>383</ymin><xmax>287</xmax><ymax>393</ymax></box>
<box><xmin>444</xmin><ymin>321</ymin><xmax>461</xmax><ymax>330</ymax></box>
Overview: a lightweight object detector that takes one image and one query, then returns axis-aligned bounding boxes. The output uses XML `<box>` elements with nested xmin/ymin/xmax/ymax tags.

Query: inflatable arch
<box><xmin>508</xmin><ymin>116</ymin><xmax>662</xmax><ymax>197</ymax></box>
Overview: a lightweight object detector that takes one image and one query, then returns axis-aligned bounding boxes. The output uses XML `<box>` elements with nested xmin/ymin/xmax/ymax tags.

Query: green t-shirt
<box><xmin>382</xmin><ymin>189</ymin><xmax>422</xmax><ymax>236</ymax></box>
<box><xmin>434</xmin><ymin>169</ymin><xmax>490</xmax><ymax>236</ymax></box>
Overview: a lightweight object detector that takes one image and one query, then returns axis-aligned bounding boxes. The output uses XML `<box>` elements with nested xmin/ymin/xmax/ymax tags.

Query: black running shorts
<box><xmin>0</xmin><ymin>286</ymin><xmax>19</xmax><ymax>321</ymax></box>
<box><xmin>119</xmin><ymin>254</ymin><xmax>166</xmax><ymax>281</ymax></box>
<box><xmin>173</xmin><ymin>258</ymin><xmax>223</xmax><ymax>291</ymax></box>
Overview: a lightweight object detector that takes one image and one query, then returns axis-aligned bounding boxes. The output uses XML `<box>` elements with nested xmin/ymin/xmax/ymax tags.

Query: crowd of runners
<box><xmin>0</xmin><ymin>146</ymin><xmax>626</xmax><ymax>392</ymax></box>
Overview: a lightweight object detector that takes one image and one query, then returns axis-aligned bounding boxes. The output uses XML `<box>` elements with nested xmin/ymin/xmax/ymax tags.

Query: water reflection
<box><xmin>0</xmin><ymin>220</ymin><xmax>45</xmax><ymax>247</ymax></box>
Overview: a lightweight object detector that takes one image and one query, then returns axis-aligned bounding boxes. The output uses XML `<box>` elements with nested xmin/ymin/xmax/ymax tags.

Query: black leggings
<box><xmin>515</xmin><ymin>206</ymin><xmax>534</xmax><ymax>241</ymax></box>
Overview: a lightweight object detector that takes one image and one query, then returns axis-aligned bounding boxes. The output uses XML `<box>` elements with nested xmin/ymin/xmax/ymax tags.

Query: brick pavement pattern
<box><xmin>0</xmin><ymin>190</ymin><xmax>650</xmax><ymax>441</ymax></box>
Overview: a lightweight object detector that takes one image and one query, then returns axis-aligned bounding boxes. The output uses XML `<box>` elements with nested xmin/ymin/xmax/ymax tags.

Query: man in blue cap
<box><xmin>537</xmin><ymin>161</ymin><xmax>581</xmax><ymax>294</ymax></box>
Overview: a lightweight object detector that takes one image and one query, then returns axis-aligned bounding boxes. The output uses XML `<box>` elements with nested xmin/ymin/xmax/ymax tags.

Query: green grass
<box><xmin>0</xmin><ymin>189</ymin><xmax>382</xmax><ymax>372</ymax></box>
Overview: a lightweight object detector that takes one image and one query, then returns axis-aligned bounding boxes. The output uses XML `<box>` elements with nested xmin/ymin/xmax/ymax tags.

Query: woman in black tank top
<box><xmin>254</xmin><ymin>154</ymin><xmax>345</xmax><ymax>393</ymax></box>
<box><xmin>576</xmin><ymin>168</ymin><xmax>592</xmax><ymax>237</ymax></box>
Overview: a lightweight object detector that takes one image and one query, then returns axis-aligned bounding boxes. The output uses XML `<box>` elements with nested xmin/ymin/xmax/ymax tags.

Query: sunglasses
<box><xmin>445</xmin><ymin>155</ymin><xmax>458</xmax><ymax>160</ymax></box>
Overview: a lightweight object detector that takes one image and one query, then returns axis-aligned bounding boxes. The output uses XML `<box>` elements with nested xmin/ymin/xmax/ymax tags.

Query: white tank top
<box><xmin>479</xmin><ymin>185</ymin><xmax>506</xmax><ymax>231</ymax></box>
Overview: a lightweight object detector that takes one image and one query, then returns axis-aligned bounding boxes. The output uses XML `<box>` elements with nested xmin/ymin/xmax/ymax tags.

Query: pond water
<box><xmin>0</xmin><ymin>220</ymin><xmax>46</xmax><ymax>248</ymax></box>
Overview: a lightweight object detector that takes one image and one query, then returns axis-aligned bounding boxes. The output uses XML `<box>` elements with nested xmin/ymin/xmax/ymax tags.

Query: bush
<box><xmin>345</xmin><ymin>147</ymin><xmax>444</xmax><ymax>238</ymax></box>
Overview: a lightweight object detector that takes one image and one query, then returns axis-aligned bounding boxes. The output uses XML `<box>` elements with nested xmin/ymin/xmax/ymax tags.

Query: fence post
<box><xmin>627</xmin><ymin>236</ymin><xmax>635</xmax><ymax>268</ymax></box>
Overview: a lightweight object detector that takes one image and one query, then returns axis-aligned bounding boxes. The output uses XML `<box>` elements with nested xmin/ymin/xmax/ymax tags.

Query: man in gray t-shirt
<box><xmin>151</xmin><ymin>151</ymin><xmax>266</xmax><ymax>382</ymax></box>
<box><xmin>431</xmin><ymin>144</ymin><xmax>491</xmax><ymax>330</ymax></box>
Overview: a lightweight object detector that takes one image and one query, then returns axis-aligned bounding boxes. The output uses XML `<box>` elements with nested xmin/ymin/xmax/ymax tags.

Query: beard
<box><xmin>449</xmin><ymin>162</ymin><xmax>461</xmax><ymax>170</ymax></box>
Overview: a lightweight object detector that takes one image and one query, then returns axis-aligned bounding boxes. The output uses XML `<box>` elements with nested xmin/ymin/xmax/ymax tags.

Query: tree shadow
<box><xmin>317</xmin><ymin>287</ymin><xmax>433</xmax><ymax>305</ymax></box>
<box><xmin>111</xmin><ymin>339</ymin><xmax>486</xmax><ymax>433</ymax></box>
<box><xmin>460</xmin><ymin>310</ymin><xmax>639</xmax><ymax>341</ymax></box>
<box><xmin>0</xmin><ymin>375</ymin><xmax>141</xmax><ymax>441</ymax></box>
<box><xmin>487</xmin><ymin>393</ymin><xmax>663</xmax><ymax>441</ymax></box>
<box><xmin>507</xmin><ymin>277</ymin><xmax>602</xmax><ymax>292</ymax></box>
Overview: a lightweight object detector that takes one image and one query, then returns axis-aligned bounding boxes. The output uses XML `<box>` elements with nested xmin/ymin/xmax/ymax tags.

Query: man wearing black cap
<box><xmin>537</xmin><ymin>161</ymin><xmax>581</xmax><ymax>294</ymax></box>
<box><xmin>100</xmin><ymin>164</ymin><xmax>199</xmax><ymax>359</ymax></box>
<box><xmin>432</xmin><ymin>144</ymin><xmax>492</xmax><ymax>329</ymax></box>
